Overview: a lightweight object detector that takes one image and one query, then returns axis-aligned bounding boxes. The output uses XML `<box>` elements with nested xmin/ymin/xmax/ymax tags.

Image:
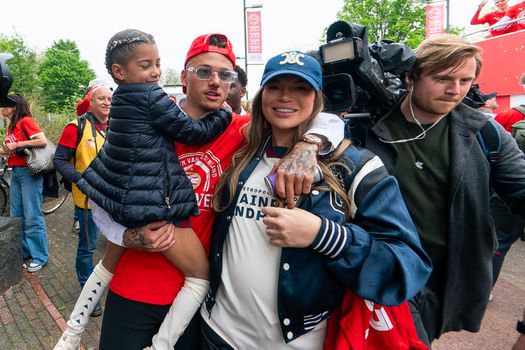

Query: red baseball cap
<box><xmin>184</xmin><ymin>33</ymin><xmax>236</xmax><ymax>68</ymax></box>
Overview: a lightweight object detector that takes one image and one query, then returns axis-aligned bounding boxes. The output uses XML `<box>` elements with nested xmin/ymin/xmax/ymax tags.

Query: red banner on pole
<box><xmin>246</xmin><ymin>10</ymin><xmax>263</xmax><ymax>63</ymax></box>
<box><xmin>426</xmin><ymin>3</ymin><xmax>445</xmax><ymax>37</ymax></box>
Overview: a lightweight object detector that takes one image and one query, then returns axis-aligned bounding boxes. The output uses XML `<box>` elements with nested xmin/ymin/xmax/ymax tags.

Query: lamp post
<box><xmin>242</xmin><ymin>1</ymin><xmax>263</xmax><ymax>99</ymax></box>
<box><xmin>445</xmin><ymin>0</ymin><xmax>450</xmax><ymax>32</ymax></box>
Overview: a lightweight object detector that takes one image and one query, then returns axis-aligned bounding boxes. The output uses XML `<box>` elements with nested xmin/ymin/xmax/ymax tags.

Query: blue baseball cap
<box><xmin>260</xmin><ymin>51</ymin><xmax>322</xmax><ymax>90</ymax></box>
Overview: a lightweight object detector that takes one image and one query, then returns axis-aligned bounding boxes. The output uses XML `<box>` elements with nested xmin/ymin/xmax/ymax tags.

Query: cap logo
<box><xmin>279</xmin><ymin>52</ymin><xmax>304</xmax><ymax>66</ymax></box>
<box><xmin>208</xmin><ymin>34</ymin><xmax>228</xmax><ymax>48</ymax></box>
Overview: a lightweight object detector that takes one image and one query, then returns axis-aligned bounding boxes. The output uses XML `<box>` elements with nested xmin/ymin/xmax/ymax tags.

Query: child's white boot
<box><xmin>149</xmin><ymin>277</ymin><xmax>209</xmax><ymax>350</ymax></box>
<box><xmin>53</xmin><ymin>261</ymin><xmax>113</xmax><ymax>350</ymax></box>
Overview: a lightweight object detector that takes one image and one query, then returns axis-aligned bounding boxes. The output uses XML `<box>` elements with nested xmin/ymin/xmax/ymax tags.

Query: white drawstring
<box><xmin>379</xmin><ymin>88</ymin><xmax>446</xmax><ymax>144</ymax></box>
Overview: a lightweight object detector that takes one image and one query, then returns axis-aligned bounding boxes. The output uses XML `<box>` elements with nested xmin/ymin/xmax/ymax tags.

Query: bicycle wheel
<box><xmin>42</xmin><ymin>190</ymin><xmax>69</xmax><ymax>215</ymax></box>
<box><xmin>0</xmin><ymin>185</ymin><xmax>8</xmax><ymax>216</ymax></box>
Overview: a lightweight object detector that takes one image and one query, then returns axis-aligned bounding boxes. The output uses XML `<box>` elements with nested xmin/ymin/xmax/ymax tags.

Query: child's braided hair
<box><xmin>105</xmin><ymin>29</ymin><xmax>156</xmax><ymax>84</ymax></box>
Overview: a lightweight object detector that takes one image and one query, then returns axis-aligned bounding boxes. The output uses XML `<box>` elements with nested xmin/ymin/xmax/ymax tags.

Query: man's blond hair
<box><xmin>409</xmin><ymin>34</ymin><xmax>483</xmax><ymax>81</ymax></box>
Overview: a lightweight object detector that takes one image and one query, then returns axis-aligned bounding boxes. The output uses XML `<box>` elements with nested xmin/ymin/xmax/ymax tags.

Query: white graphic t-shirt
<box><xmin>202</xmin><ymin>149</ymin><xmax>326</xmax><ymax>349</ymax></box>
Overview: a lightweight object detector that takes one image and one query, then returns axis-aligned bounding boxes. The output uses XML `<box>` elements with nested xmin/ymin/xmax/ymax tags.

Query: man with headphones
<box><xmin>363</xmin><ymin>34</ymin><xmax>525</xmax><ymax>346</ymax></box>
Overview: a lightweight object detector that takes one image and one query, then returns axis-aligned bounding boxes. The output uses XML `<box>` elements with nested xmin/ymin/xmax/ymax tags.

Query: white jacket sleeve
<box><xmin>306</xmin><ymin>112</ymin><xmax>345</xmax><ymax>155</ymax></box>
<box><xmin>90</xmin><ymin>199</ymin><xmax>126</xmax><ymax>246</ymax></box>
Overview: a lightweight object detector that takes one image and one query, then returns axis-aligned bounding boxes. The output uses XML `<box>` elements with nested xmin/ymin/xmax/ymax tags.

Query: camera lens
<box><xmin>325</xmin><ymin>81</ymin><xmax>348</xmax><ymax>105</ymax></box>
<box><xmin>323</xmin><ymin>73</ymin><xmax>355</xmax><ymax>112</ymax></box>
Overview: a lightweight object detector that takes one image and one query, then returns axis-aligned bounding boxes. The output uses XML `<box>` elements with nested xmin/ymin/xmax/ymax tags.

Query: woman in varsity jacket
<box><xmin>200</xmin><ymin>51</ymin><xmax>432</xmax><ymax>349</ymax></box>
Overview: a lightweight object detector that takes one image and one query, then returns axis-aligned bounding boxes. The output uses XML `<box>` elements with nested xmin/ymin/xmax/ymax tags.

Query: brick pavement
<box><xmin>0</xmin><ymin>194</ymin><xmax>524</xmax><ymax>349</ymax></box>
<box><xmin>0</xmin><ymin>196</ymin><xmax>105</xmax><ymax>350</ymax></box>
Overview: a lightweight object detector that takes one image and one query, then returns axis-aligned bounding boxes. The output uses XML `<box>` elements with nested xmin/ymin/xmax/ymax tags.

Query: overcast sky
<box><xmin>0</xmin><ymin>0</ymin><xmax>508</xmax><ymax>97</ymax></box>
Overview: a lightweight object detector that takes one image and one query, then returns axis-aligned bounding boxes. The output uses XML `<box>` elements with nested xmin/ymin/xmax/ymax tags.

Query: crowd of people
<box><xmin>1</xmin><ymin>22</ymin><xmax>525</xmax><ymax>350</ymax></box>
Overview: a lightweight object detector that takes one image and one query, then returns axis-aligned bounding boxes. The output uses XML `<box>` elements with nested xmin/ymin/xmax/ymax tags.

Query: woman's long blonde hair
<box><xmin>213</xmin><ymin>85</ymin><xmax>353</xmax><ymax>219</ymax></box>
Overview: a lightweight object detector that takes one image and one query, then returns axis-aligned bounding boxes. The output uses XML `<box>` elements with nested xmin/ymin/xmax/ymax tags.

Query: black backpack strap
<box><xmin>84</xmin><ymin>112</ymin><xmax>107</xmax><ymax>150</ymax></box>
<box><xmin>75</xmin><ymin>114</ymin><xmax>88</xmax><ymax>149</ymax></box>
<box><xmin>476</xmin><ymin>118</ymin><xmax>501</xmax><ymax>164</ymax></box>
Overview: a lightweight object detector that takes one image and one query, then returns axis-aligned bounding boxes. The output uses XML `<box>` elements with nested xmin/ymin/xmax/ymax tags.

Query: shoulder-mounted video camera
<box><xmin>319</xmin><ymin>21</ymin><xmax>415</xmax><ymax>119</ymax></box>
<box><xmin>0</xmin><ymin>53</ymin><xmax>15</xmax><ymax>107</ymax></box>
<box><xmin>462</xmin><ymin>83</ymin><xmax>486</xmax><ymax>109</ymax></box>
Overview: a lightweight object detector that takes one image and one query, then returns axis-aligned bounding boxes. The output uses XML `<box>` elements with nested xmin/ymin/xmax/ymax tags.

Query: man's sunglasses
<box><xmin>186</xmin><ymin>66</ymin><xmax>238</xmax><ymax>84</ymax></box>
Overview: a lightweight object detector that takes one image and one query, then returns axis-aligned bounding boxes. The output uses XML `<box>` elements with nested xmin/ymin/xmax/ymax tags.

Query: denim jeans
<box><xmin>75</xmin><ymin>206</ymin><xmax>98</xmax><ymax>285</ymax></box>
<box><xmin>10</xmin><ymin>167</ymin><xmax>48</xmax><ymax>266</ymax></box>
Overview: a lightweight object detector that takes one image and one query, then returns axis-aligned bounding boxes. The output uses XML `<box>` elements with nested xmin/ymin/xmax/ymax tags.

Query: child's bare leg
<box><xmin>162</xmin><ymin>227</ymin><xmax>209</xmax><ymax>279</ymax></box>
<box><xmin>54</xmin><ymin>241</ymin><xmax>123</xmax><ymax>350</ymax></box>
<box><xmin>149</xmin><ymin>226</ymin><xmax>209</xmax><ymax>350</ymax></box>
<box><xmin>100</xmin><ymin>241</ymin><xmax>126</xmax><ymax>272</ymax></box>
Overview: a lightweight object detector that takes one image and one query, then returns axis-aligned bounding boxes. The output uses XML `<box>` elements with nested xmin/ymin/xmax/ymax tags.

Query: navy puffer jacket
<box><xmin>78</xmin><ymin>83</ymin><xmax>231</xmax><ymax>228</ymax></box>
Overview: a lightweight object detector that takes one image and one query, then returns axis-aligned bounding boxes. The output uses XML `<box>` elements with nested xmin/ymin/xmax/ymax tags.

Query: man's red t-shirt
<box><xmin>507</xmin><ymin>2</ymin><xmax>525</xmax><ymax>31</ymax></box>
<box><xmin>471</xmin><ymin>8</ymin><xmax>516</xmax><ymax>36</ymax></box>
<box><xmin>57</xmin><ymin>122</ymin><xmax>107</xmax><ymax>149</ymax></box>
<box><xmin>4</xmin><ymin>117</ymin><xmax>44</xmax><ymax>167</ymax></box>
<box><xmin>109</xmin><ymin>114</ymin><xmax>250</xmax><ymax>305</ymax></box>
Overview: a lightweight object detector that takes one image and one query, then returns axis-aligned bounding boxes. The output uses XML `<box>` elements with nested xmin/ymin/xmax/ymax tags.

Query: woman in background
<box><xmin>0</xmin><ymin>94</ymin><xmax>48</xmax><ymax>272</ymax></box>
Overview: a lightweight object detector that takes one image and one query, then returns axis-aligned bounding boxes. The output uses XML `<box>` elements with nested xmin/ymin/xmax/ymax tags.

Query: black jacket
<box><xmin>78</xmin><ymin>83</ymin><xmax>231</xmax><ymax>228</ymax></box>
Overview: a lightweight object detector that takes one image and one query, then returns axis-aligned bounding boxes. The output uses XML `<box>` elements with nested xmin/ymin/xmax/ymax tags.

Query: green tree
<box><xmin>0</xmin><ymin>33</ymin><xmax>40</xmax><ymax>96</ymax></box>
<box><xmin>337</xmin><ymin>0</ymin><xmax>426</xmax><ymax>48</ymax></box>
<box><xmin>38</xmin><ymin>39</ymin><xmax>95</xmax><ymax>113</ymax></box>
<box><xmin>160</xmin><ymin>68</ymin><xmax>181</xmax><ymax>86</ymax></box>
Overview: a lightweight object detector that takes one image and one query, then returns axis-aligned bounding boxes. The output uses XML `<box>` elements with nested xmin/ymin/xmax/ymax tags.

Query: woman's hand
<box><xmin>479</xmin><ymin>0</ymin><xmax>488</xmax><ymax>8</ymax></box>
<box><xmin>262</xmin><ymin>206</ymin><xmax>321</xmax><ymax>248</ymax></box>
<box><xmin>3</xmin><ymin>142</ymin><xmax>18</xmax><ymax>152</ymax></box>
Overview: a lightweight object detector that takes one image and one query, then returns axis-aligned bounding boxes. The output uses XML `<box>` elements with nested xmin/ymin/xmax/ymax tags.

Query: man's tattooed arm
<box><xmin>273</xmin><ymin>142</ymin><xmax>320</xmax><ymax>208</ymax></box>
<box><xmin>123</xmin><ymin>227</ymin><xmax>148</xmax><ymax>249</ymax></box>
<box><xmin>277</xmin><ymin>142</ymin><xmax>318</xmax><ymax>175</ymax></box>
<box><xmin>121</xmin><ymin>222</ymin><xmax>175</xmax><ymax>252</ymax></box>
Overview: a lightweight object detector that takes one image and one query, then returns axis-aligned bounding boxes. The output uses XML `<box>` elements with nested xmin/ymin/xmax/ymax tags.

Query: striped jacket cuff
<box><xmin>310</xmin><ymin>218</ymin><xmax>349</xmax><ymax>259</ymax></box>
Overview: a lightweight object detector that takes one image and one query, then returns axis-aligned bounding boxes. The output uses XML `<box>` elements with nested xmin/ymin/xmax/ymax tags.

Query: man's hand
<box><xmin>122</xmin><ymin>221</ymin><xmax>175</xmax><ymax>252</ymax></box>
<box><xmin>272</xmin><ymin>142</ymin><xmax>318</xmax><ymax>208</ymax></box>
<box><xmin>478</xmin><ymin>0</ymin><xmax>487</xmax><ymax>8</ymax></box>
<box><xmin>262</xmin><ymin>206</ymin><xmax>321</xmax><ymax>248</ymax></box>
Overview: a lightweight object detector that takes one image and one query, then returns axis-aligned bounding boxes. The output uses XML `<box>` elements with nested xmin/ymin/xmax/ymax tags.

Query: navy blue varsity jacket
<box><xmin>204</xmin><ymin>138</ymin><xmax>432</xmax><ymax>343</ymax></box>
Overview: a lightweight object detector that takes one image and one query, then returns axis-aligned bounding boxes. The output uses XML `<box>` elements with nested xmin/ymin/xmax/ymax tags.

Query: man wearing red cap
<box><xmin>94</xmin><ymin>33</ymin><xmax>344</xmax><ymax>349</ymax></box>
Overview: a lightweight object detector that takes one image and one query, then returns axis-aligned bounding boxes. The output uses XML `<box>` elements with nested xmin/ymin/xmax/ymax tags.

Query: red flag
<box><xmin>426</xmin><ymin>3</ymin><xmax>445</xmax><ymax>37</ymax></box>
<box><xmin>324</xmin><ymin>290</ymin><xmax>428</xmax><ymax>350</ymax></box>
